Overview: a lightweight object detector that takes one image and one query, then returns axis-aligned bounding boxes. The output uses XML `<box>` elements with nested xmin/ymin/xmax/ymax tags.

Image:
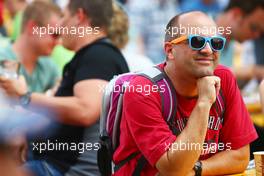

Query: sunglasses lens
<box><xmin>191</xmin><ymin>36</ymin><xmax>205</xmax><ymax>49</ymax></box>
<box><xmin>211</xmin><ymin>38</ymin><xmax>224</xmax><ymax>51</ymax></box>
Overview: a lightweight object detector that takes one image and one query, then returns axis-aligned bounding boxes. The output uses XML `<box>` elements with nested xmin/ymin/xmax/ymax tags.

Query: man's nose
<box><xmin>200</xmin><ymin>42</ymin><xmax>213</xmax><ymax>54</ymax></box>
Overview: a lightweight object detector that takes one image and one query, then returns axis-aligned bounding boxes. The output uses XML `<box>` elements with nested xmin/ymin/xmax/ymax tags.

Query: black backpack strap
<box><xmin>132</xmin><ymin>156</ymin><xmax>148</xmax><ymax>176</ymax></box>
<box><xmin>114</xmin><ymin>154</ymin><xmax>148</xmax><ymax>176</ymax></box>
<box><xmin>114</xmin><ymin>152</ymin><xmax>139</xmax><ymax>172</ymax></box>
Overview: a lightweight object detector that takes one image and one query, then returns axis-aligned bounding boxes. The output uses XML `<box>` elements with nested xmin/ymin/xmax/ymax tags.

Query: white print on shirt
<box><xmin>176</xmin><ymin>115</ymin><xmax>222</xmax><ymax>132</ymax></box>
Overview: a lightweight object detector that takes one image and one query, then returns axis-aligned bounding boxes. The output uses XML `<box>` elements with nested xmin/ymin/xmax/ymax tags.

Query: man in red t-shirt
<box><xmin>113</xmin><ymin>11</ymin><xmax>258</xmax><ymax>176</ymax></box>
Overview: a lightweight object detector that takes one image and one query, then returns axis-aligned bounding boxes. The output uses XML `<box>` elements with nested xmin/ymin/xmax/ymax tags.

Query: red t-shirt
<box><xmin>113</xmin><ymin>63</ymin><xmax>258</xmax><ymax>176</ymax></box>
<box><xmin>0</xmin><ymin>0</ymin><xmax>3</xmax><ymax>26</ymax></box>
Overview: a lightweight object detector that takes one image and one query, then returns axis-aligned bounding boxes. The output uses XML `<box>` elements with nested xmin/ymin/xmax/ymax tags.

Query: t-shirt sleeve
<box><xmin>123</xmin><ymin>76</ymin><xmax>176</xmax><ymax>167</ymax></box>
<box><xmin>216</xmin><ymin>68</ymin><xmax>258</xmax><ymax>150</ymax></box>
<box><xmin>74</xmin><ymin>45</ymin><xmax>121</xmax><ymax>83</ymax></box>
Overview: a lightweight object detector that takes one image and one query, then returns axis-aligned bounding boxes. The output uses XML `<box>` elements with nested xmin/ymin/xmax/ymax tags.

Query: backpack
<box><xmin>97</xmin><ymin>66</ymin><xmax>225</xmax><ymax>176</ymax></box>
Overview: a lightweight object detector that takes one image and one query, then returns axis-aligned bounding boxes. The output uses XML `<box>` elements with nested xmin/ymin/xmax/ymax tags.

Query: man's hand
<box><xmin>197</xmin><ymin>76</ymin><xmax>221</xmax><ymax>105</ymax></box>
<box><xmin>0</xmin><ymin>75</ymin><xmax>28</xmax><ymax>99</ymax></box>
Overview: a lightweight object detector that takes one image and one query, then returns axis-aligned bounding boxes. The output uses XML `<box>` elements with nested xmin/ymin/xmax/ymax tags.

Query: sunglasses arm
<box><xmin>170</xmin><ymin>35</ymin><xmax>188</xmax><ymax>44</ymax></box>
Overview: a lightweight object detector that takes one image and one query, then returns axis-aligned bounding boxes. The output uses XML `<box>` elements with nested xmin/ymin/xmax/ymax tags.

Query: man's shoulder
<box><xmin>81</xmin><ymin>39</ymin><xmax>124</xmax><ymax>60</ymax></box>
<box><xmin>76</xmin><ymin>39</ymin><xmax>128</xmax><ymax>72</ymax></box>
<box><xmin>214</xmin><ymin>64</ymin><xmax>234</xmax><ymax>78</ymax></box>
<box><xmin>122</xmin><ymin>74</ymin><xmax>161</xmax><ymax>105</ymax></box>
<box><xmin>128</xmin><ymin>74</ymin><xmax>155</xmax><ymax>86</ymax></box>
<box><xmin>124</xmin><ymin>65</ymin><xmax>165</xmax><ymax>89</ymax></box>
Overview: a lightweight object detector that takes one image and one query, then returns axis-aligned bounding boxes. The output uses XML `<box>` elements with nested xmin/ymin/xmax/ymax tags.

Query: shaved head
<box><xmin>165</xmin><ymin>11</ymin><xmax>217</xmax><ymax>42</ymax></box>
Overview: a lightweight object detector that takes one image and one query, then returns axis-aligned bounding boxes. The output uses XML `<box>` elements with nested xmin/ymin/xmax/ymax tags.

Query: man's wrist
<box><xmin>19</xmin><ymin>91</ymin><xmax>32</xmax><ymax>107</ymax></box>
<box><xmin>196</xmin><ymin>100</ymin><xmax>212</xmax><ymax>111</ymax></box>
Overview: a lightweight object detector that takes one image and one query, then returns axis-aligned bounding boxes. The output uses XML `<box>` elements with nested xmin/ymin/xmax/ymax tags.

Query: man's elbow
<box><xmin>77</xmin><ymin>107</ymin><xmax>100</xmax><ymax>126</ymax></box>
<box><xmin>78</xmin><ymin>109</ymin><xmax>100</xmax><ymax>127</ymax></box>
<box><xmin>234</xmin><ymin>145</ymin><xmax>250</xmax><ymax>172</ymax></box>
<box><xmin>238</xmin><ymin>152</ymin><xmax>250</xmax><ymax>172</ymax></box>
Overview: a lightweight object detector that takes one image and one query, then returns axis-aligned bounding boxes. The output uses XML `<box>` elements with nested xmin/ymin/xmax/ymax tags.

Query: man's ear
<box><xmin>164</xmin><ymin>42</ymin><xmax>175</xmax><ymax>60</ymax></box>
<box><xmin>76</xmin><ymin>8</ymin><xmax>91</xmax><ymax>25</ymax></box>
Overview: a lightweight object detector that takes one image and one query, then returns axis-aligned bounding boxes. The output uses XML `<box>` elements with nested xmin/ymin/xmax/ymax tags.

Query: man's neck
<box><xmin>164</xmin><ymin>63</ymin><xmax>198</xmax><ymax>98</ymax></box>
<box><xmin>13</xmin><ymin>35</ymin><xmax>39</xmax><ymax>74</ymax></box>
<box><xmin>73</xmin><ymin>31</ymin><xmax>107</xmax><ymax>52</ymax></box>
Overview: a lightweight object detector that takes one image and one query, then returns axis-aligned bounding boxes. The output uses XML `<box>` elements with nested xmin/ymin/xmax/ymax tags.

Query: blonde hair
<box><xmin>108</xmin><ymin>2</ymin><xmax>129</xmax><ymax>49</ymax></box>
<box><xmin>21</xmin><ymin>1</ymin><xmax>62</xmax><ymax>32</ymax></box>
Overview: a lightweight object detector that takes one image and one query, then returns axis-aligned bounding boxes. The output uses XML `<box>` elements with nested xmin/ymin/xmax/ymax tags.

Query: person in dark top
<box><xmin>0</xmin><ymin>0</ymin><xmax>129</xmax><ymax>175</ymax></box>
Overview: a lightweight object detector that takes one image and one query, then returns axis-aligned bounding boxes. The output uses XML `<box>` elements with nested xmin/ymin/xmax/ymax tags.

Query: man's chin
<box><xmin>195</xmin><ymin>69</ymin><xmax>215</xmax><ymax>78</ymax></box>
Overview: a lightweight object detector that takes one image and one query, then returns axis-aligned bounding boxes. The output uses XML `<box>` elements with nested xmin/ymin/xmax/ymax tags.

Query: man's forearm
<box><xmin>157</xmin><ymin>101</ymin><xmax>211</xmax><ymax>175</ymax></box>
<box><xmin>233</xmin><ymin>66</ymin><xmax>253</xmax><ymax>81</ymax></box>
<box><xmin>29</xmin><ymin>93</ymin><xmax>98</xmax><ymax>126</ymax></box>
<box><xmin>201</xmin><ymin>145</ymin><xmax>250</xmax><ymax>175</ymax></box>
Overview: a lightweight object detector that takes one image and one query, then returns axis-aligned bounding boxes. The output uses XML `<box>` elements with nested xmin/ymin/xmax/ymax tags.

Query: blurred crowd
<box><xmin>0</xmin><ymin>0</ymin><xmax>264</xmax><ymax>176</ymax></box>
<box><xmin>0</xmin><ymin>0</ymin><xmax>264</xmax><ymax>91</ymax></box>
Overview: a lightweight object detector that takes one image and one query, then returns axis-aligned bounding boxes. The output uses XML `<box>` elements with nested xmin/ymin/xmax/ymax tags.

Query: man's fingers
<box><xmin>0</xmin><ymin>77</ymin><xmax>12</xmax><ymax>84</ymax></box>
<box><xmin>213</xmin><ymin>76</ymin><xmax>221</xmax><ymax>96</ymax></box>
<box><xmin>0</xmin><ymin>76</ymin><xmax>8</xmax><ymax>82</ymax></box>
<box><xmin>214</xmin><ymin>77</ymin><xmax>221</xmax><ymax>87</ymax></box>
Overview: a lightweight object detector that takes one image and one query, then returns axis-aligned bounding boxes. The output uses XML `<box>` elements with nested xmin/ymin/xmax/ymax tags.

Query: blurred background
<box><xmin>0</xmin><ymin>0</ymin><xmax>263</xmax><ymax>93</ymax></box>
